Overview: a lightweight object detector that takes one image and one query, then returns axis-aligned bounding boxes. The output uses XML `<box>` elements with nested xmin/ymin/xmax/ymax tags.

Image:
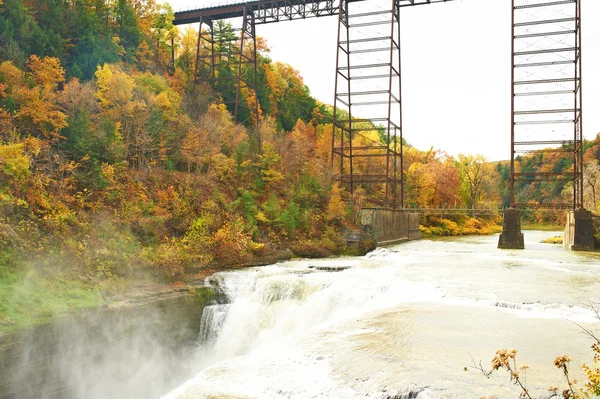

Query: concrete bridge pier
<box><xmin>564</xmin><ymin>209</ymin><xmax>595</xmax><ymax>251</ymax></box>
<box><xmin>358</xmin><ymin>208</ymin><xmax>421</xmax><ymax>255</ymax></box>
<box><xmin>498</xmin><ymin>208</ymin><xmax>524</xmax><ymax>249</ymax></box>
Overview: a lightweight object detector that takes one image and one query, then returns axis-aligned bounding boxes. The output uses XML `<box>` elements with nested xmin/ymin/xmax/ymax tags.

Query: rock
<box><xmin>308</xmin><ymin>265</ymin><xmax>351</xmax><ymax>272</ymax></box>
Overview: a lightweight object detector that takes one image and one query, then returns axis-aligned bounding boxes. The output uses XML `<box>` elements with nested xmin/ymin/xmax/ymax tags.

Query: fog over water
<box><xmin>164</xmin><ymin>231</ymin><xmax>600</xmax><ymax>398</ymax></box>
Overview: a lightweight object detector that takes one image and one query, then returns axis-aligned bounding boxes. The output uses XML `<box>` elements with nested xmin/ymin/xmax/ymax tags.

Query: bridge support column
<box><xmin>564</xmin><ymin>209</ymin><xmax>595</xmax><ymax>251</ymax></box>
<box><xmin>498</xmin><ymin>208</ymin><xmax>524</xmax><ymax>249</ymax></box>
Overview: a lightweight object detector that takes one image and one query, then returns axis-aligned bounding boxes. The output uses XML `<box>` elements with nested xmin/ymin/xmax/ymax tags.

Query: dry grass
<box><xmin>541</xmin><ymin>235</ymin><xmax>563</xmax><ymax>244</ymax></box>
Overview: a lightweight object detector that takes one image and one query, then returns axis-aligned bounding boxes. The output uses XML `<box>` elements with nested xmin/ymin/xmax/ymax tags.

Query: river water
<box><xmin>165</xmin><ymin>231</ymin><xmax>600</xmax><ymax>399</ymax></box>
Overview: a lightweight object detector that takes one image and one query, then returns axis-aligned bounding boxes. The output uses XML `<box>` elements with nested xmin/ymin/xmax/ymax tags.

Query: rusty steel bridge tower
<box><xmin>331</xmin><ymin>0</ymin><xmax>403</xmax><ymax>208</ymax></box>
<box><xmin>499</xmin><ymin>0</ymin><xmax>591</xmax><ymax>250</ymax></box>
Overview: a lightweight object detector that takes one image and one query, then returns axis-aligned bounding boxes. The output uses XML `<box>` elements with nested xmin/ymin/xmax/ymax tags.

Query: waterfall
<box><xmin>166</xmin><ymin>233</ymin><xmax>600</xmax><ymax>399</ymax></box>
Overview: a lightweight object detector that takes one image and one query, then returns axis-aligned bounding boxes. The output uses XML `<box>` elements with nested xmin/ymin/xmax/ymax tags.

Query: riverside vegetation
<box><xmin>1</xmin><ymin>0</ymin><xmax>600</xmax><ymax>334</ymax></box>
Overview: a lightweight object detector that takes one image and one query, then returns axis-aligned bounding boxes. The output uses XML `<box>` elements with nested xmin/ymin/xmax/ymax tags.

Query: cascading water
<box><xmin>188</xmin><ymin>259</ymin><xmax>443</xmax><ymax>371</ymax></box>
<box><xmin>165</xmin><ymin>231</ymin><xmax>600</xmax><ymax>399</ymax></box>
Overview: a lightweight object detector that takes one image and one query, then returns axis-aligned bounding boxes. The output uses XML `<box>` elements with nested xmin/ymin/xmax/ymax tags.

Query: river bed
<box><xmin>165</xmin><ymin>231</ymin><xmax>600</xmax><ymax>399</ymax></box>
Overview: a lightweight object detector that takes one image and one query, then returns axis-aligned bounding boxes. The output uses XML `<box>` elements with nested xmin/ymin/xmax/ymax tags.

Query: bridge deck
<box><xmin>174</xmin><ymin>0</ymin><xmax>455</xmax><ymax>25</ymax></box>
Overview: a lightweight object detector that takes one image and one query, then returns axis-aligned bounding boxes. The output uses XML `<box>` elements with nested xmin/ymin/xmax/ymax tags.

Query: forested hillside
<box><xmin>0</xmin><ymin>0</ymin><xmax>599</xmax><ymax>331</ymax></box>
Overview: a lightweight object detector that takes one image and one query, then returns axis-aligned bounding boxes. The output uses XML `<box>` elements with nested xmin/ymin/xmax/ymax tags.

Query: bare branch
<box><xmin>468</xmin><ymin>351</ymin><xmax>492</xmax><ymax>378</ymax></box>
<box><xmin>570</xmin><ymin>320</ymin><xmax>600</xmax><ymax>344</ymax></box>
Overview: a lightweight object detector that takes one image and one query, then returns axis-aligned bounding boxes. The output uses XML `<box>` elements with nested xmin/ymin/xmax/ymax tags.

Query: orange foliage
<box><xmin>26</xmin><ymin>55</ymin><xmax>65</xmax><ymax>91</ymax></box>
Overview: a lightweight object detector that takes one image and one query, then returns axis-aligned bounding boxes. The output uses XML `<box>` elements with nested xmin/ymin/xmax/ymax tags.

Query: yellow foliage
<box><xmin>100</xmin><ymin>163</ymin><xmax>116</xmax><ymax>184</ymax></box>
<box><xmin>0</xmin><ymin>61</ymin><xmax>25</xmax><ymax>86</ymax></box>
<box><xmin>181</xmin><ymin>128</ymin><xmax>204</xmax><ymax>171</ymax></box>
<box><xmin>420</xmin><ymin>216</ymin><xmax>500</xmax><ymax>237</ymax></box>
<box><xmin>255</xmin><ymin>211</ymin><xmax>269</xmax><ymax>223</ymax></box>
<box><xmin>406</xmin><ymin>162</ymin><xmax>436</xmax><ymax>208</ymax></box>
<box><xmin>154</xmin><ymin>91</ymin><xmax>177</xmax><ymax>119</ymax></box>
<box><xmin>355</xmin><ymin>130</ymin><xmax>381</xmax><ymax>146</ymax></box>
<box><xmin>212</xmin><ymin>218</ymin><xmax>251</xmax><ymax>264</ymax></box>
<box><xmin>95</xmin><ymin>64</ymin><xmax>134</xmax><ymax>109</ymax></box>
<box><xmin>211</xmin><ymin>153</ymin><xmax>236</xmax><ymax>181</ymax></box>
<box><xmin>0</xmin><ymin>142</ymin><xmax>30</xmax><ymax>181</ymax></box>
<box><xmin>581</xmin><ymin>344</ymin><xmax>600</xmax><ymax>396</ymax></box>
<box><xmin>257</xmin><ymin>143</ymin><xmax>284</xmax><ymax>186</ymax></box>
<box><xmin>15</xmin><ymin>86</ymin><xmax>68</xmax><ymax>138</ymax></box>
<box><xmin>325</xmin><ymin>183</ymin><xmax>346</xmax><ymax>223</ymax></box>
<box><xmin>240</xmin><ymin>82</ymin><xmax>262</xmax><ymax>125</ymax></box>
<box><xmin>135</xmin><ymin>41</ymin><xmax>153</xmax><ymax>71</ymax></box>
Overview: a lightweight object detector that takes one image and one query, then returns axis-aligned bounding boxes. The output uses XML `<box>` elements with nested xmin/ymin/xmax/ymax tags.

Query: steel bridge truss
<box><xmin>252</xmin><ymin>0</ymin><xmax>338</xmax><ymax>22</ymax></box>
<box><xmin>174</xmin><ymin>1</ymin><xmax>455</xmax><ymax>26</ymax></box>
<box><xmin>331</xmin><ymin>0</ymin><xmax>403</xmax><ymax>208</ymax></box>
<box><xmin>510</xmin><ymin>0</ymin><xmax>583</xmax><ymax>210</ymax></box>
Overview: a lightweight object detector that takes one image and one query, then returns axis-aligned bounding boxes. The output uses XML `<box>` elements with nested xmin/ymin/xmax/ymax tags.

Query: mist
<box><xmin>1</xmin><ymin>294</ymin><xmax>210</xmax><ymax>399</ymax></box>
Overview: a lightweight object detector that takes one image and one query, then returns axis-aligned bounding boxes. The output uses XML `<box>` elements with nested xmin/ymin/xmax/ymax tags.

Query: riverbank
<box><xmin>419</xmin><ymin>215</ymin><xmax>502</xmax><ymax>237</ymax></box>
<box><xmin>3</xmin><ymin>213</ymin><xmax>595</xmax><ymax>337</ymax></box>
<box><xmin>522</xmin><ymin>223</ymin><xmax>564</xmax><ymax>231</ymax></box>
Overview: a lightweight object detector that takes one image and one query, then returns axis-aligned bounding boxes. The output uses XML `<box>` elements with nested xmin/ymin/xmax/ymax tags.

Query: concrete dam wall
<box><xmin>358</xmin><ymin>208</ymin><xmax>421</xmax><ymax>254</ymax></box>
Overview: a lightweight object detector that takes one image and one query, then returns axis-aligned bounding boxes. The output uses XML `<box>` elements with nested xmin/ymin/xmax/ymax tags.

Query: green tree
<box><xmin>0</xmin><ymin>0</ymin><xmax>30</xmax><ymax>65</ymax></box>
<box><xmin>115</xmin><ymin>0</ymin><xmax>142</xmax><ymax>60</ymax></box>
<box><xmin>66</xmin><ymin>0</ymin><xmax>119</xmax><ymax>79</ymax></box>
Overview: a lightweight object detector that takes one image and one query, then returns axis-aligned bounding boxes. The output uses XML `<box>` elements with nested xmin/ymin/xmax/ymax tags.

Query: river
<box><xmin>165</xmin><ymin>231</ymin><xmax>600</xmax><ymax>399</ymax></box>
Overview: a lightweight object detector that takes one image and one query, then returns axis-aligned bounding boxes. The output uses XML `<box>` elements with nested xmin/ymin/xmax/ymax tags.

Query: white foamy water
<box><xmin>164</xmin><ymin>231</ymin><xmax>600</xmax><ymax>399</ymax></box>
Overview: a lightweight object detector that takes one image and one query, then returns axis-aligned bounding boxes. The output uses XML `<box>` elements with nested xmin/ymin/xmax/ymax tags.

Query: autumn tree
<box><xmin>457</xmin><ymin>154</ymin><xmax>494</xmax><ymax>209</ymax></box>
<box><xmin>3</xmin><ymin>56</ymin><xmax>68</xmax><ymax>140</ymax></box>
<box><xmin>176</xmin><ymin>26</ymin><xmax>198</xmax><ymax>75</ymax></box>
<box><xmin>255</xmin><ymin>142</ymin><xmax>284</xmax><ymax>193</ymax></box>
<box><xmin>584</xmin><ymin>162</ymin><xmax>600</xmax><ymax>211</ymax></box>
<box><xmin>405</xmin><ymin>162</ymin><xmax>436</xmax><ymax>208</ymax></box>
<box><xmin>426</xmin><ymin>155</ymin><xmax>461</xmax><ymax>207</ymax></box>
<box><xmin>180</xmin><ymin>127</ymin><xmax>203</xmax><ymax>172</ymax></box>
<box><xmin>325</xmin><ymin>183</ymin><xmax>346</xmax><ymax>224</ymax></box>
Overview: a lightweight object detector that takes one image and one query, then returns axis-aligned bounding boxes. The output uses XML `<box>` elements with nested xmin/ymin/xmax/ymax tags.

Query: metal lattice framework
<box><xmin>510</xmin><ymin>0</ymin><xmax>583</xmax><ymax>210</ymax></box>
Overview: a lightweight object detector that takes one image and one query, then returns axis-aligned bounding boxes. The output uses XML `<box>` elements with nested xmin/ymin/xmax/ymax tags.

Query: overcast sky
<box><xmin>169</xmin><ymin>0</ymin><xmax>600</xmax><ymax>161</ymax></box>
